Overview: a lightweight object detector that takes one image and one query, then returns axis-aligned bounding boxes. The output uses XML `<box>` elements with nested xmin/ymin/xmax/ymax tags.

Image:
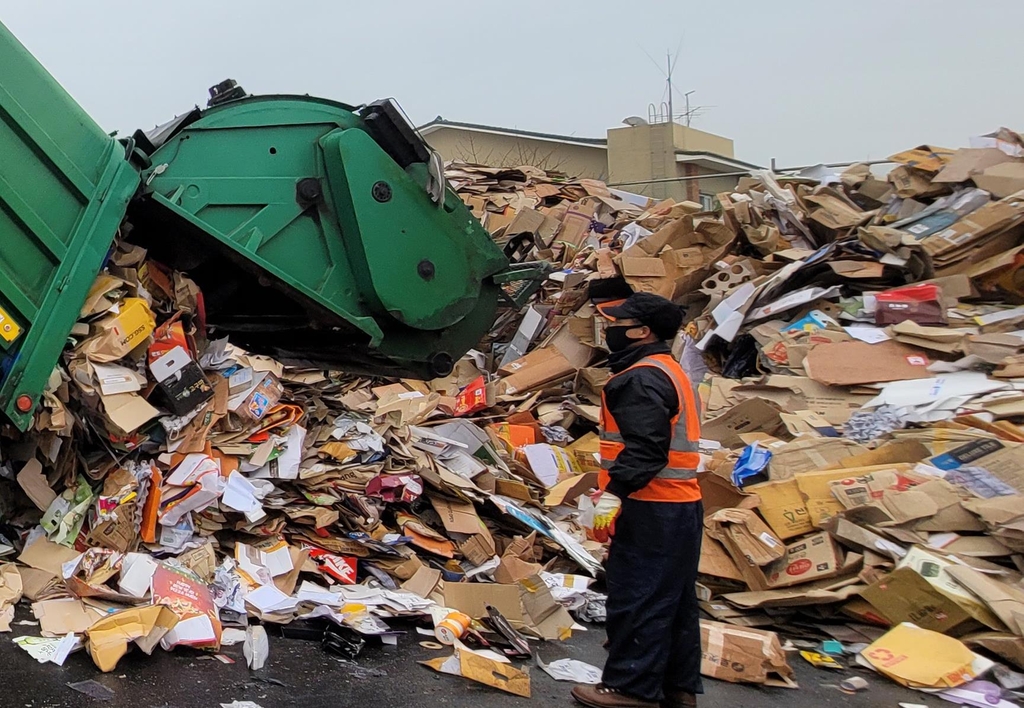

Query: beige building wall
<box><xmin>606</xmin><ymin>123</ymin><xmax>679</xmax><ymax>200</ymax></box>
<box><xmin>425</xmin><ymin>127</ymin><xmax>609</xmax><ymax>180</ymax></box>
<box><xmin>425</xmin><ymin>121</ymin><xmax>749</xmax><ymax>208</ymax></box>
<box><xmin>672</xmin><ymin>124</ymin><xmax>735</xmax><ymax>157</ymax></box>
<box><xmin>607</xmin><ymin>124</ymin><xmax>742</xmax><ymax>205</ymax></box>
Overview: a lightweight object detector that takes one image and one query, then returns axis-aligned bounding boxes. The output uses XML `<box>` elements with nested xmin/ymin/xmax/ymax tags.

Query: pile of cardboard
<box><xmin>441</xmin><ymin>132</ymin><xmax>1024</xmax><ymax>699</ymax></box>
<box><xmin>8</xmin><ymin>128</ymin><xmax>1024</xmax><ymax>701</ymax></box>
<box><xmin>0</xmin><ymin>240</ymin><xmax>609</xmax><ymax>686</ymax></box>
<box><xmin>681</xmin><ymin>137</ymin><xmax>1024</xmax><ymax>695</ymax></box>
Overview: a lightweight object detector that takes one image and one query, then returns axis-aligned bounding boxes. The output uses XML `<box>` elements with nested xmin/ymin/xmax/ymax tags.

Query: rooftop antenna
<box><xmin>640</xmin><ymin>39</ymin><xmax>706</xmax><ymax>126</ymax></box>
<box><xmin>666</xmin><ymin>49</ymin><xmax>675</xmax><ymax>127</ymax></box>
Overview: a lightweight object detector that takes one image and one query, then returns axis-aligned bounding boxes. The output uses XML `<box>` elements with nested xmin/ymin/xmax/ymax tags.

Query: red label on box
<box><xmin>454</xmin><ymin>376</ymin><xmax>489</xmax><ymax>417</ymax></box>
<box><xmin>302</xmin><ymin>544</ymin><xmax>357</xmax><ymax>585</ymax></box>
<box><xmin>787</xmin><ymin>559</ymin><xmax>812</xmax><ymax>576</ymax></box>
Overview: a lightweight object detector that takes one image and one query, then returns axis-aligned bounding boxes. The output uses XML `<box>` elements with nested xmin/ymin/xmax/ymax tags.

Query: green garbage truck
<box><xmin>0</xmin><ymin>20</ymin><xmax>518</xmax><ymax>431</ymax></box>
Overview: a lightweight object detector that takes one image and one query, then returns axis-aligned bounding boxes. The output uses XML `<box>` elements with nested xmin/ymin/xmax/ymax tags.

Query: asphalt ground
<box><xmin>0</xmin><ymin>605</ymin><xmax>945</xmax><ymax>708</ymax></box>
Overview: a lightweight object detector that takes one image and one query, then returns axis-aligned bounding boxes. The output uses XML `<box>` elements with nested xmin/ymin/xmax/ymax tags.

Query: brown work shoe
<box><xmin>571</xmin><ymin>684</ymin><xmax>660</xmax><ymax>708</ymax></box>
<box><xmin>661</xmin><ymin>690</ymin><xmax>697</xmax><ymax>708</ymax></box>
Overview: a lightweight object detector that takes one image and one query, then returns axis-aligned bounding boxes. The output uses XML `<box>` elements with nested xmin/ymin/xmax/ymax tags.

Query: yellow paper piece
<box><xmin>860</xmin><ymin>622</ymin><xmax>985</xmax><ymax>689</ymax></box>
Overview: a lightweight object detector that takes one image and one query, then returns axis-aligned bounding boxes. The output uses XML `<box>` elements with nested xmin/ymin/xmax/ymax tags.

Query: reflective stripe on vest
<box><xmin>601</xmin><ymin>429</ymin><xmax>698</xmax><ymax>454</ymax></box>
<box><xmin>598</xmin><ymin>353</ymin><xmax>703</xmax><ymax>502</ymax></box>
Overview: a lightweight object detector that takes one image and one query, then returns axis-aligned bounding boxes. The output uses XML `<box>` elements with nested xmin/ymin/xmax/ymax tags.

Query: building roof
<box><xmin>418</xmin><ymin>117</ymin><xmax>608</xmax><ymax>149</ymax></box>
<box><xmin>420</xmin><ymin>117</ymin><xmax>763</xmax><ymax>176</ymax></box>
<box><xmin>676</xmin><ymin>150</ymin><xmax>763</xmax><ymax>172</ymax></box>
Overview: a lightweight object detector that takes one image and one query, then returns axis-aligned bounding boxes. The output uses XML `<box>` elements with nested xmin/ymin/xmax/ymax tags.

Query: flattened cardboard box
<box><xmin>19</xmin><ymin>537</ymin><xmax>81</xmax><ymax>576</ymax></box>
<box><xmin>900</xmin><ymin>479</ymin><xmax>983</xmax><ymax>532</ymax></box>
<box><xmin>724</xmin><ymin>581</ymin><xmax>863</xmax><ymax>610</ymax></box>
<box><xmin>933</xmin><ymin>148</ymin><xmax>1014</xmax><ymax>184</ymax></box>
<box><xmin>429</xmin><ymin>496</ymin><xmax>487</xmax><ymax>536</ymax></box>
<box><xmin>949</xmin><ymin>443</ymin><xmax>1024</xmax><ymax>493</ymax></box>
<box><xmin>825</xmin><ymin>516</ymin><xmax>905</xmax><ymax>561</ymax></box>
<box><xmin>767</xmin><ymin>437</ymin><xmax>867</xmax><ymax>480</ymax></box>
<box><xmin>762</xmin><ymin>375</ymin><xmax>874</xmax><ymax>426</ymax></box>
<box><xmin>806</xmin><ymin>193</ymin><xmax>868</xmax><ymax>231</ymax></box>
<box><xmin>19</xmin><ymin>567</ymin><xmax>63</xmax><ymax>602</ymax></box>
<box><xmin>748</xmin><ymin>478</ymin><xmax>814</xmax><ymax>540</ymax></box>
<box><xmin>973</xmin><ymin>162</ymin><xmax>1024</xmax><ymax>199</ymax></box>
<box><xmin>888</xmin><ymin>144</ymin><xmax>955</xmax><ymax>173</ymax></box>
<box><xmin>699</xmin><ymin>600</ymin><xmax>775</xmax><ymax>627</ymax></box>
<box><xmin>617</xmin><ymin>257</ymin><xmax>675</xmax><ymax>299</ymax></box>
<box><xmin>946</xmin><ymin>563</ymin><xmax>1024</xmax><ymax>636</ymax></box>
<box><xmin>699</xmin><ymin>620</ymin><xmax>796</xmax><ymax>687</ymax></box>
<box><xmin>889</xmin><ymin>165</ymin><xmax>947</xmax><ymax>199</ymax></box>
<box><xmin>963</xmin><ymin>632</ymin><xmax>1024</xmax><ymax>672</ymax></box>
<box><xmin>86</xmin><ymin>605</ymin><xmax>179</xmax><ymax>672</ymax></box>
<box><xmin>543</xmin><ymin>472</ymin><xmax>598</xmax><ymax>507</ymax></box>
<box><xmin>34</xmin><ymin>598</ymin><xmax>104</xmax><ymax>636</ymax></box>
<box><xmin>497</xmin><ymin>347</ymin><xmax>576</xmax><ymax>396</ymax></box>
<box><xmin>698</xmin><ymin>532</ymin><xmax>745</xmax><ymax>582</ymax></box>
<box><xmin>421</xmin><ymin>641</ymin><xmax>531</xmax><ymax>698</ymax></box>
<box><xmin>922</xmin><ymin>197</ymin><xmax>1024</xmax><ymax>257</ymax></box>
<box><xmin>826</xmin><ymin>440</ymin><xmax>931</xmax><ymax>470</ymax></box>
<box><xmin>81</xmin><ymin>298</ymin><xmax>156</xmax><ymax>363</ymax></box>
<box><xmin>518</xmin><ymin>574</ymin><xmax>576</xmax><ymax>641</ymax></box>
<box><xmin>941</xmin><ymin>535</ymin><xmax>1012</xmax><ymax>558</ymax></box>
<box><xmin>442</xmin><ymin>583</ymin><xmax>524</xmax><ymax>626</ymax></box>
<box><xmin>803</xmin><ymin>340</ymin><xmax>931</xmax><ymax>386</ymax></box>
<box><xmin>706</xmin><ymin>508</ymin><xmax>785</xmax><ymax>569</ymax></box>
<box><xmin>698</xmin><ymin>472</ymin><xmax>754</xmax><ymax>516</ymax></box>
<box><xmin>701</xmin><ymin>398</ymin><xmax>784</xmax><ymax>449</ymax></box>
<box><xmin>827</xmin><ymin>468</ymin><xmax>923</xmax><ymax>511</ymax></box>
<box><xmin>795</xmin><ymin>464</ymin><xmax>915</xmax><ymax>528</ymax></box>
<box><xmin>891</xmin><ymin>326</ymin><xmax>966</xmax><ymax>356</ymax></box>
<box><xmin>17</xmin><ymin>459</ymin><xmax>56</xmax><ymax>512</ymax></box>
<box><xmin>493</xmin><ymin>555</ymin><xmax>543</xmax><ymax>586</ymax></box>
<box><xmin>574</xmin><ymin>367</ymin><xmax>610</xmax><ymax>406</ymax></box>
<box><xmin>743</xmin><ymin>531</ymin><xmax>842</xmax><ymax>592</ymax></box>
<box><xmin>859</xmin><ymin>567</ymin><xmax>981</xmax><ymax>636</ymax></box>
<box><xmin>779</xmin><ymin>410</ymin><xmax>836</xmax><ymax>437</ymax></box>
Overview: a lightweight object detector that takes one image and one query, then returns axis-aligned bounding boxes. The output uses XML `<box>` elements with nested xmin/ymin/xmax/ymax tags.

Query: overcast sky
<box><xmin>3</xmin><ymin>0</ymin><xmax>1022</xmax><ymax>168</ymax></box>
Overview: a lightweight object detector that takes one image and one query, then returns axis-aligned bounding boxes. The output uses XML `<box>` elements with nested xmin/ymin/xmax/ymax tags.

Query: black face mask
<box><xmin>605</xmin><ymin>325</ymin><xmax>640</xmax><ymax>353</ymax></box>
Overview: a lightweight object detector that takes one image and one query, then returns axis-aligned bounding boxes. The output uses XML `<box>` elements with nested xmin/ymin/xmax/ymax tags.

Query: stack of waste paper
<box><xmin>1</xmin><ymin>240</ymin><xmax>604</xmax><ymax>693</ymax></box>
<box><xmin>440</xmin><ymin>130</ymin><xmax>1024</xmax><ymax>701</ymax></box>
<box><xmin>7</xmin><ymin>129</ymin><xmax>1024</xmax><ymax>704</ymax></box>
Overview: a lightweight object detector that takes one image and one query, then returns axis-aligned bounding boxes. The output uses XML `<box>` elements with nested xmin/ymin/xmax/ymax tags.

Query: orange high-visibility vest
<box><xmin>598</xmin><ymin>353</ymin><xmax>702</xmax><ymax>503</ymax></box>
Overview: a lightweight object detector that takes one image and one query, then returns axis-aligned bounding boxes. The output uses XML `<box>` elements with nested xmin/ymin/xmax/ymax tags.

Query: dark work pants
<box><xmin>602</xmin><ymin>498</ymin><xmax>704</xmax><ymax>702</ymax></box>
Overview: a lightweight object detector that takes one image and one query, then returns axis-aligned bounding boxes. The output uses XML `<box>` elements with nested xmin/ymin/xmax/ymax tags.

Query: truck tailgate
<box><xmin>0</xmin><ymin>21</ymin><xmax>140</xmax><ymax>430</ymax></box>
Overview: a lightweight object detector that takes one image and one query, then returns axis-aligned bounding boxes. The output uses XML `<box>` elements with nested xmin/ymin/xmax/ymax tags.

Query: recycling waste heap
<box><xmin>9</xmin><ymin>119</ymin><xmax>1024</xmax><ymax>702</ymax></box>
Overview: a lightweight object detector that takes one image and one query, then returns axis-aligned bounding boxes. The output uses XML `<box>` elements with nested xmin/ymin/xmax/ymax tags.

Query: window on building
<box><xmin>699</xmin><ymin>193</ymin><xmax>717</xmax><ymax>211</ymax></box>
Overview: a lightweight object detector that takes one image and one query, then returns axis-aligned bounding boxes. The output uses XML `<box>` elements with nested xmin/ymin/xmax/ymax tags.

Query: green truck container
<box><xmin>0</xmin><ymin>21</ymin><xmax>142</xmax><ymax>431</ymax></box>
<box><xmin>0</xmin><ymin>20</ymin><xmax>515</xmax><ymax>431</ymax></box>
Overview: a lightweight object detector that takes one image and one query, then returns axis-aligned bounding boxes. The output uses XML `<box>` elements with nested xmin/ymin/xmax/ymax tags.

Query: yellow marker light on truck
<box><xmin>0</xmin><ymin>306</ymin><xmax>22</xmax><ymax>343</ymax></box>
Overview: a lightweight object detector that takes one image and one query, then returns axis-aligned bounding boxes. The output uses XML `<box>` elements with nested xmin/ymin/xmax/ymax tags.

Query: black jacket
<box><xmin>602</xmin><ymin>342</ymin><xmax>680</xmax><ymax>499</ymax></box>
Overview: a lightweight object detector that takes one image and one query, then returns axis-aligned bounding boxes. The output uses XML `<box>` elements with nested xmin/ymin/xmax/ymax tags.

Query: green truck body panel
<box><xmin>0</xmin><ymin>20</ymin><xmax>510</xmax><ymax>431</ymax></box>
<box><xmin>0</xmin><ymin>21</ymin><xmax>141</xmax><ymax>430</ymax></box>
<box><xmin>141</xmin><ymin>96</ymin><xmax>506</xmax><ymax>378</ymax></box>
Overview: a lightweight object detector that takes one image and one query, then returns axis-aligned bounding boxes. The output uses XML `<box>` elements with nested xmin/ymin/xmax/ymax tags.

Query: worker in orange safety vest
<box><xmin>572</xmin><ymin>292</ymin><xmax>704</xmax><ymax>708</ymax></box>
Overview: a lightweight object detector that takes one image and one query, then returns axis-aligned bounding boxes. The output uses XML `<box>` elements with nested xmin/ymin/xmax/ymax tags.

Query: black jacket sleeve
<box><xmin>603</xmin><ymin>367</ymin><xmax>680</xmax><ymax>499</ymax></box>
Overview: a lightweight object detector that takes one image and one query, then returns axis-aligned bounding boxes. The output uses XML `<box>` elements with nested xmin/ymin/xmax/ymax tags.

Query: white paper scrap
<box><xmin>221</xmin><ymin>471</ymin><xmax>265</xmax><ymax>522</ymax></box>
<box><xmin>245</xmin><ymin>584</ymin><xmax>296</xmax><ymax>614</ymax></box>
<box><xmin>538</xmin><ymin>657</ymin><xmax>602</xmax><ymax>684</ymax></box>
<box><xmin>844</xmin><ymin>326</ymin><xmax>891</xmax><ymax>344</ymax></box>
